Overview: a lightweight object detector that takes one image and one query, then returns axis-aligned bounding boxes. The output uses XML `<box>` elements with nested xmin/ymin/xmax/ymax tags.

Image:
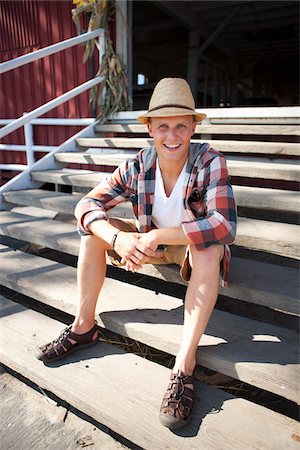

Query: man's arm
<box><xmin>74</xmin><ymin>159</ymin><xmax>133</xmax><ymax>236</ymax></box>
<box><xmin>181</xmin><ymin>152</ymin><xmax>237</xmax><ymax>248</ymax></box>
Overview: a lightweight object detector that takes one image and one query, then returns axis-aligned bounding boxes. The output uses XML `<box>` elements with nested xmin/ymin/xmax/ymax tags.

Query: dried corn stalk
<box><xmin>72</xmin><ymin>0</ymin><xmax>129</xmax><ymax>120</ymax></box>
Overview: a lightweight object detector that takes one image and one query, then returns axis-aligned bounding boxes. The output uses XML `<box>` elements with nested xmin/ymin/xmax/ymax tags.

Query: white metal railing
<box><xmin>0</xmin><ymin>29</ymin><xmax>103</xmax><ymax>75</ymax></box>
<box><xmin>0</xmin><ymin>118</ymin><xmax>95</xmax><ymax>171</ymax></box>
<box><xmin>0</xmin><ymin>29</ymin><xmax>104</xmax><ymax>170</ymax></box>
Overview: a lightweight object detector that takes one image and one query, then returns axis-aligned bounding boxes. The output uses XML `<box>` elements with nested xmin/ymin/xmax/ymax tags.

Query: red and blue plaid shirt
<box><xmin>75</xmin><ymin>143</ymin><xmax>237</xmax><ymax>287</ymax></box>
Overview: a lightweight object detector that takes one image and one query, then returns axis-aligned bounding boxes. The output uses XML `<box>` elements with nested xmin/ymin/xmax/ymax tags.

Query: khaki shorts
<box><xmin>107</xmin><ymin>218</ymin><xmax>191</xmax><ymax>282</ymax></box>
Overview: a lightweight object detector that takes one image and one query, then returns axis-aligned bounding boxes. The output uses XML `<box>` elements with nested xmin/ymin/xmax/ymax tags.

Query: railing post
<box><xmin>24</xmin><ymin>114</ymin><xmax>35</xmax><ymax>167</ymax></box>
<box><xmin>98</xmin><ymin>29</ymin><xmax>105</xmax><ymax>67</ymax></box>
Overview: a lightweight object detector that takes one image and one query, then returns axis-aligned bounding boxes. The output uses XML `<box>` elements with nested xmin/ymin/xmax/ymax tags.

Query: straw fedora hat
<box><xmin>137</xmin><ymin>78</ymin><xmax>206</xmax><ymax>123</ymax></box>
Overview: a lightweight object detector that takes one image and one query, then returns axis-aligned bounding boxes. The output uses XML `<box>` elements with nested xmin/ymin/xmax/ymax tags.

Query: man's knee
<box><xmin>80</xmin><ymin>233</ymin><xmax>109</xmax><ymax>252</ymax></box>
<box><xmin>189</xmin><ymin>244</ymin><xmax>224</xmax><ymax>268</ymax></box>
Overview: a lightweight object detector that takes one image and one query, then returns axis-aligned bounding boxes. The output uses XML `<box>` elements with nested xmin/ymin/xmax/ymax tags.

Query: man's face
<box><xmin>147</xmin><ymin>116</ymin><xmax>196</xmax><ymax>165</ymax></box>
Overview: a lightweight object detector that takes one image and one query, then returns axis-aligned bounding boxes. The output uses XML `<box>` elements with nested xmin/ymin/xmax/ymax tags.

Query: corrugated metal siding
<box><xmin>0</xmin><ymin>0</ymin><xmax>96</xmax><ymax>176</ymax></box>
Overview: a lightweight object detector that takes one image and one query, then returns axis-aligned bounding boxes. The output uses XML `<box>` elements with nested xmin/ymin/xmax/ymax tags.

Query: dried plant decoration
<box><xmin>72</xmin><ymin>0</ymin><xmax>129</xmax><ymax>120</ymax></box>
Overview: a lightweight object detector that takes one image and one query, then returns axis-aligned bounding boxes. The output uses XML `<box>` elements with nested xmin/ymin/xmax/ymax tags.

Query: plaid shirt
<box><xmin>75</xmin><ymin>143</ymin><xmax>237</xmax><ymax>287</ymax></box>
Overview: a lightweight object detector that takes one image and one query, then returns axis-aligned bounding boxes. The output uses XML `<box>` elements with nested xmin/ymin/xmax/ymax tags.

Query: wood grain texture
<box><xmin>1</xmin><ymin>297</ymin><xmax>299</xmax><ymax>450</ymax></box>
<box><xmin>94</xmin><ymin>123</ymin><xmax>300</xmax><ymax>136</ymax></box>
<box><xmin>1</xmin><ymin>210</ymin><xmax>299</xmax><ymax>258</ymax></box>
<box><xmin>78</xmin><ymin>136</ymin><xmax>300</xmax><ymax>156</ymax></box>
<box><xmin>0</xmin><ymin>247</ymin><xmax>298</xmax><ymax>401</ymax></box>
<box><xmin>81</xmin><ymin>137</ymin><xmax>300</xmax><ymax>157</ymax></box>
<box><xmin>53</xmin><ymin>153</ymin><xmax>300</xmax><ymax>181</ymax></box>
<box><xmin>3</xmin><ymin>185</ymin><xmax>300</xmax><ymax>215</ymax></box>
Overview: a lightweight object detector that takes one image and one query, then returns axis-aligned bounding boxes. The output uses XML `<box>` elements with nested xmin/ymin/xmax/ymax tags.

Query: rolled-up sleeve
<box><xmin>74</xmin><ymin>161</ymin><xmax>132</xmax><ymax>235</ymax></box>
<box><xmin>181</xmin><ymin>153</ymin><xmax>237</xmax><ymax>248</ymax></box>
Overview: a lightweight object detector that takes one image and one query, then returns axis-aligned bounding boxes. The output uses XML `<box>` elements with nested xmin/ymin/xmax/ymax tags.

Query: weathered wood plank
<box><xmin>1</xmin><ymin>208</ymin><xmax>299</xmax><ymax>259</ymax></box>
<box><xmin>76</xmin><ymin>137</ymin><xmax>300</xmax><ymax>156</ymax></box>
<box><xmin>0</xmin><ymin>364</ymin><xmax>125</xmax><ymax>450</ymax></box>
<box><xmin>31</xmin><ymin>169</ymin><xmax>105</xmax><ymax>187</ymax></box>
<box><xmin>3</xmin><ymin>185</ymin><xmax>300</xmax><ymax>216</ymax></box>
<box><xmin>0</xmin><ymin>247</ymin><xmax>299</xmax><ymax>401</ymax></box>
<box><xmin>236</xmin><ymin>217</ymin><xmax>300</xmax><ymax>258</ymax></box>
<box><xmin>0</xmin><ymin>208</ymin><xmax>298</xmax><ymax>313</ymax></box>
<box><xmin>1</xmin><ymin>298</ymin><xmax>299</xmax><ymax>450</ymax></box>
<box><xmin>53</xmin><ymin>154</ymin><xmax>300</xmax><ymax>182</ymax></box>
<box><xmin>94</xmin><ymin>123</ymin><xmax>300</xmax><ymax>136</ymax></box>
<box><xmin>106</xmin><ymin>106</ymin><xmax>300</xmax><ymax>122</ymax></box>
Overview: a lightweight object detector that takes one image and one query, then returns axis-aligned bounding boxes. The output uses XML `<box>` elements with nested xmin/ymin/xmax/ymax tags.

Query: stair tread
<box><xmin>76</xmin><ymin>136</ymin><xmax>300</xmax><ymax>156</ymax></box>
<box><xmin>31</xmin><ymin>169</ymin><xmax>105</xmax><ymax>187</ymax></box>
<box><xmin>0</xmin><ymin>245</ymin><xmax>298</xmax><ymax>402</ymax></box>
<box><xmin>93</xmin><ymin>123</ymin><xmax>300</xmax><ymax>136</ymax></box>
<box><xmin>0</xmin><ymin>209</ymin><xmax>299</xmax><ymax>312</ymax></box>
<box><xmin>53</xmin><ymin>153</ymin><xmax>300</xmax><ymax>181</ymax></box>
<box><xmin>3</xmin><ymin>185</ymin><xmax>300</xmax><ymax>215</ymax></box>
<box><xmin>1</xmin><ymin>208</ymin><xmax>299</xmax><ymax>259</ymax></box>
<box><xmin>1</xmin><ymin>296</ymin><xmax>298</xmax><ymax>449</ymax></box>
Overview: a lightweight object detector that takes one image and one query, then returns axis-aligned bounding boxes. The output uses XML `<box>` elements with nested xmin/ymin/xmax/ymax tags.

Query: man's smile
<box><xmin>163</xmin><ymin>143</ymin><xmax>181</xmax><ymax>150</ymax></box>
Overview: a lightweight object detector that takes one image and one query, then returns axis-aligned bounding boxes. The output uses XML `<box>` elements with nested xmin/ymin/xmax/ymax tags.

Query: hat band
<box><xmin>148</xmin><ymin>104</ymin><xmax>195</xmax><ymax>113</ymax></box>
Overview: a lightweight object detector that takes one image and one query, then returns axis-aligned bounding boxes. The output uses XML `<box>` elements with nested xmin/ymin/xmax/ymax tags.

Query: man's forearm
<box><xmin>149</xmin><ymin>226</ymin><xmax>192</xmax><ymax>247</ymax></box>
<box><xmin>89</xmin><ymin>219</ymin><xmax>120</xmax><ymax>247</ymax></box>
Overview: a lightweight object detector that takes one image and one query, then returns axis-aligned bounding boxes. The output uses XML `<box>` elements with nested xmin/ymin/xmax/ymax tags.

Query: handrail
<box><xmin>0</xmin><ymin>30</ymin><xmax>103</xmax><ymax>75</ymax></box>
<box><xmin>0</xmin><ymin>118</ymin><xmax>95</xmax><ymax>126</ymax></box>
<box><xmin>0</xmin><ymin>77</ymin><xmax>103</xmax><ymax>139</ymax></box>
<box><xmin>0</xmin><ymin>28</ymin><xmax>104</xmax><ymax>173</ymax></box>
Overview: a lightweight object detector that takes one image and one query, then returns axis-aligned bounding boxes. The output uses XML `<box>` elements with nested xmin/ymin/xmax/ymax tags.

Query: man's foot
<box><xmin>159</xmin><ymin>370</ymin><xmax>195</xmax><ymax>429</ymax></box>
<box><xmin>36</xmin><ymin>322</ymin><xmax>100</xmax><ymax>363</ymax></box>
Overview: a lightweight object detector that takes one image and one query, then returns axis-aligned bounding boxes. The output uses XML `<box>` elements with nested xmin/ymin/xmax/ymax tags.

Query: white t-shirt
<box><xmin>152</xmin><ymin>160</ymin><xmax>190</xmax><ymax>228</ymax></box>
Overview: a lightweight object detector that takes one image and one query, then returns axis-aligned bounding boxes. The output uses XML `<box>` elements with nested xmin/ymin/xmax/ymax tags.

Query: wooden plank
<box><xmin>76</xmin><ymin>137</ymin><xmax>300</xmax><ymax>156</ymax></box>
<box><xmin>3</xmin><ymin>189</ymin><xmax>82</xmax><ymax>214</ymax></box>
<box><xmin>233</xmin><ymin>185</ymin><xmax>300</xmax><ymax>213</ymax></box>
<box><xmin>28</xmin><ymin>170</ymin><xmax>300</xmax><ymax>217</ymax></box>
<box><xmin>0</xmin><ymin>364</ymin><xmax>124</xmax><ymax>450</ymax></box>
<box><xmin>1</xmin><ymin>207</ymin><xmax>299</xmax><ymax>259</ymax></box>
<box><xmin>227</xmin><ymin>160</ymin><xmax>299</xmax><ymax>182</ymax></box>
<box><xmin>31</xmin><ymin>169</ymin><xmax>106</xmax><ymax>188</ymax></box>
<box><xmin>3</xmin><ymin>186</ymin><xmax>300</xmax><ymax>216</ymax></box>
<box><xmin>94</xmin><ymin>124</ymin><xmax>300</xmax><ymax>136</ymax></box>
<box><xmin>0</xmin><ymin>206</ymin><xmax>298</xmax><ymax>314</ymax></box>
<box><xmin>0</xmin><ymin>253</ymin><xmax>299</xmax><ymax>402</ymax></box>
<box><xmin>107</xmin><ymin>106</ymin><xmax>300</xmax><ymax>121</ymax></box>
<box><xmin>53</xmin><ymin>154</ymin><xmax>300</xmax><ymax>182</ymax></box>
<box><xmin>1</xmin><ymin>298</ymin><xmax>299</xmax><ymax>450</ymax></box>
<box><xmin>236</xmin><ymin>217</ymin><xmax>300</xmax><ymax>258</ymax></box>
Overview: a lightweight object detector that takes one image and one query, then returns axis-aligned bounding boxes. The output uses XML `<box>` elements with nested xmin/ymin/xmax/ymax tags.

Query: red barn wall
<box><xmin>0</xmin><ymin>0</ymin><xmax>99</xmax><ymax>179</ymax></box>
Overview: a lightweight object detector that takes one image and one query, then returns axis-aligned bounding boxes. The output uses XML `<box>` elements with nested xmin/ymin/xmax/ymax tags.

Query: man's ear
<box><xmin>147</xmin><ymin>121</ymin><xmax>153</xmax><ymax>137</ymax></box>
<box><xmin>191</xmin><ymin>120</ymin><xmax>197</xmax><ymax>135</ymax></box>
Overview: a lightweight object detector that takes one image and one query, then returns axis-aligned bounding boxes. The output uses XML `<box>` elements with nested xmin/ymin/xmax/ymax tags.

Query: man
<box><xmin>37</xmin><ymin>78</ymin><xmax>237</xmax><ymax>430</ymax></box>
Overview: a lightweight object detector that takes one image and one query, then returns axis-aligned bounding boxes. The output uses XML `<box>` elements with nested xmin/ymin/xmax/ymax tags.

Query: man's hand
<box><xmin>114</xmin><ymin>231</ymin><xmax>156</xmax><ymax>272</ymax></box>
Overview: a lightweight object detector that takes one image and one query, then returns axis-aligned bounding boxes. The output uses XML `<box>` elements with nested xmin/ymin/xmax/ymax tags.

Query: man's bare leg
<box><xmin>71</xmin><ymin>233</ymin><xmax>110</xmax><ymax>336</ymax></box>
<box><xmin>172</xmin><ymin>245</ymin><xmax>224</xmax><ymax>375</ymax></box>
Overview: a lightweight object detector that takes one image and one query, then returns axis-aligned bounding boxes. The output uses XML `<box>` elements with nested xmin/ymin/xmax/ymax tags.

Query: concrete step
<box><xmin>0</xmin><ymin>253</ymin><xmax>298</xmax><ymax>402</ymax></box>
<box><xmin>3</xmin><ymin>185</ymin><xmax>300</xmax><ymax>216</ymax></box>
<box><xmin>1</xmin><ymin>209</ymin><xmax>299</xmax><ymax>259</ymax></box>
<box><xmin>94</xmin><ymin>123</ymin><xmax>300</xmax><ymax>137</ymax></box>
<box><xmin>53</xmin><ymin>153</ymin><xmax>300</xmax><ymax>182</ymax></box>
<box><xmin>76</xmin><ymin>136</ymin><xmax>300</xmax><ymax>156</ymax></box>
<box><xmin>2</xmin><ymin>296</ymin><xmax>298</xmax><ymax>449</ymax></box>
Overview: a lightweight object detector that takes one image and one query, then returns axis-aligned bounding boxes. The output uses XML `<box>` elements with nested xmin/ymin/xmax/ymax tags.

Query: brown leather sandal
<box><xmin>159</xmin><ymin>370</ymin><xmax>195</xmax><ymax>429</ymax></box>
<box><xmin>36</xmin><ymin>322</ymin><xmax>100</xmax><ymax>362</ymax></box>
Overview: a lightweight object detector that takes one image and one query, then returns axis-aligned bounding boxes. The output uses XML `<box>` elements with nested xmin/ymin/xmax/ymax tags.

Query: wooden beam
<box><xmin>151</xmin><ymin>0</ymin><xmax>238</xmax><ymax>61</ymax></box>
<box><xmin>187</xmin><ymin>29</ymin><xmax>200</xmax><ymax>99</ymax></box>
<box><xmin>196</xmin><ymin>4</ymin><xmax>242</xmax><ymax>58</ymax></box>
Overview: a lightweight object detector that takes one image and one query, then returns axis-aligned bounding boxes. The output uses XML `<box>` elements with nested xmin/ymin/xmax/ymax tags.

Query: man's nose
<box><xmin>167</xmin><ymin>128</ymin><xmax>178</xmax><ymax>139</ymax></box>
